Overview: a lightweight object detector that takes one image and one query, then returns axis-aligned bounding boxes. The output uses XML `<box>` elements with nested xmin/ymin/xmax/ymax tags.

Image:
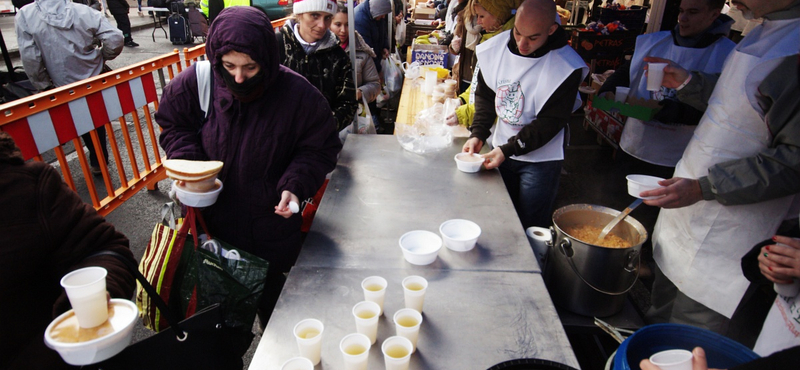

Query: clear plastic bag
<box><xmin>396</xmin><ymin>103</ymin><xmax>454</xmax><ymax>154</ymax></box>
<box><xmin>382</xmin><ymin>53</ymin><xmax>405</xmax><ymax>98</ymax></box>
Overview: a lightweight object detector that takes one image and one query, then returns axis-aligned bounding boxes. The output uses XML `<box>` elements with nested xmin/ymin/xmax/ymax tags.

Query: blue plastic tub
<box><xmin>614</xmin><ymin>324</ymin><xmax>760</xmax><ymax>370</ymax></box>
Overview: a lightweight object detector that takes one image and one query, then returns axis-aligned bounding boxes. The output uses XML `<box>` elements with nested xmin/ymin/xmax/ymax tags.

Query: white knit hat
<box><xmin>293</xmin><ymin>0</ymin><xmax>337</xmax><ymax>15</ymax></box>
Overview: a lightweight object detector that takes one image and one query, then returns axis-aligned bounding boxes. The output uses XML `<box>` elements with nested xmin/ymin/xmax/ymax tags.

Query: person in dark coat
<box><xmin>155</xmin><ymin>6</ymin><xmax>342</xmax><ymax>325</ymax></box>
<box><xmin>354</xmin><ymin>0</ymin><xmax>392</xmax><ymax>73</ymax></box>
<box><xmin>277</xmin><ymin>0</ymin><xmax>358</xmax><ymax>132</ymax></box>
<box><xmin>106</xmin><ymin>0</ymin><xmax>137</xmax><ymax>46</ymax></box>
<box><xmin>0</xmin><ymin>131</ymin><xmax>136</xmax><ymax>370</ymax></box>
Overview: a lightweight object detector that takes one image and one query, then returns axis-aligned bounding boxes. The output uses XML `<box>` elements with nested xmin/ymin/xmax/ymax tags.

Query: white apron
<box><xmin>653</xmin><ymin>17</ymin><xmax>800</xmax><ymax>318</ymax></box>
<box><xmin>753</xmin><ymin>293</ymin><xmax>800</xmax><ymax>356</ymax></box>
<box><xmin>476</xmin><ymin>31</ymin><xmax>588</xmax><ymax>163</ymax></box>
<box><xmin>620</xmin><ymin>32</ymin><xmax>735</xmax><ymax>167</ymax></box>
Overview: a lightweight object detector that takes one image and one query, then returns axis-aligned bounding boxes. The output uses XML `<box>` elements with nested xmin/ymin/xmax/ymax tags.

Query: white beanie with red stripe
<box><xmin>293</xmin><ymin>0</ymin><xmax>337</xmax><ymax>15</ymax></box>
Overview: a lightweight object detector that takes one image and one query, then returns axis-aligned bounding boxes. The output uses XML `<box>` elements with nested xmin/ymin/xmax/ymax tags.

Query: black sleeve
<box><xmin>498</xmin><ymin>68</ymin><xmax>583</xmax><ymax>158</ymax></box>
<box><xmin>468</xmin><ymin>70</ymin><xmax>496</xmax><ymax>143</ymax></box>
<box><xmin>597</xmin><ymin>60</ymin><xmax>631</xmax><ymax>95</ymax></box>
<box><xmin>730</xmin><ymin>346</ymin><xmax>800</xmax><ymax>370</ymax></box>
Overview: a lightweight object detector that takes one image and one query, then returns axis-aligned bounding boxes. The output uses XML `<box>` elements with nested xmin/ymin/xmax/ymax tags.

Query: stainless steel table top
<box><xmin>248</xmin><ymin>266</ymin><xmax>580</xmax><ymax>370</ymax></box>
<box><xmin>297</xmin><ymin>135</ymin><xmax>541</xmax><ymax>273</ymax></box>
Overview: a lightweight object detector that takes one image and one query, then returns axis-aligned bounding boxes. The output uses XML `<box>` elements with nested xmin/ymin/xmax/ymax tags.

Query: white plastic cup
<box><xmin>402</xmin><ymin>276</ymin><xmax>428</xmax><ymax>313</ymax></box>
<box><xmin>615</xmin><ymin>86</ymin><xmax>630</xmax><ymax>103</ymax></box>
<box><xmin>60</xmin><ymin>267</ymin><xmax>109</xmax><ymax>328</ymax></box>
<box><xmin>424</xmin><ymin>70</ymin><xmax>438</xmax><ymax>95</ymax></box>
<box><xmin>352</xmin><ymin>300</ymin><xmax>381</xmax><ymax>344</ymax></box>
<box><xmin>293</xmin><ymin>319</ymin><xmax>324</xmax><ymax>365</ymax></box>
<box><xmin>339</xmin><ymin>333</ymin><xmax>371</xmax><ymax>370</ymax></box>
<box><xmin>647</xmin><ymin>63</ymin><xmax>668</xmax><ymax>91</ymax></box>
<box><xmin>361</xmin><ymin>276</ymin><xmax>388</xmax><ymax>315</ymax></box>
<box><xmin>393</xmin><ymin>308</ymin><xmax>423</xmax><ymax>353</ymax></box>
<box><xmin>649</xmin><ymin>349</ymin><xmax>693</xmax><ymax>370</ymax></box>
<box><xmin>382</xmin><ymin>336</ymin><xmax>413</xmax><ymax>370</ymax></box>
<box><xmin>280</xmin><ymin>357</ymin><xmax>314</xmax><ymax>370</ymax></box>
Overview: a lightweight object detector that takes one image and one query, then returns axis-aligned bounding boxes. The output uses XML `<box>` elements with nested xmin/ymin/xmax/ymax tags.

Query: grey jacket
<box><xmin>678</xmin><ymin>2</ymin><xmax>800</xmax><ymax>206</ymax></box>
<box><xmin>15</xmin><ymin>0</ymin><xmax>123</xmax><ymax>90</ymax></box>
<box><xmin>349</xmin><ymin>31</ymin><xmax>381</xmax><ymax>103</ymax></box>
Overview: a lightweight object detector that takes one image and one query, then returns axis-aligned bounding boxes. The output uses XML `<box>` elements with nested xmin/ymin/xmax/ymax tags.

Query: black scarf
<box><xmin>220</xmin><ymin>68</ymin><xmax>266</xmax><ymax>103</ymax></box>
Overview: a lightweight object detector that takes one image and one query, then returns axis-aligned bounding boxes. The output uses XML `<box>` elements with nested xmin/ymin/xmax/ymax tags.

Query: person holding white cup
<box><xmin>0</xmin><ymin>131</ymin><xmax>138</xmax><ymax>370</ymax></box>
<box><xmin>750</xmin><ymin>235</ymin><xmax>800</xmax><ymax>356</ymax></box>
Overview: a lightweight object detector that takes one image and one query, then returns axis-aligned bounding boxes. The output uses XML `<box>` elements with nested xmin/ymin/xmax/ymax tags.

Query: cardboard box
<box><xmin>584</xmin><ymin>100</ymin><xmax>625</xmax><ymax>148</ymax></box>
<box><xmin>410</xmin><ymin>42</ymin><xmax>449</xmax><ymax>66</ymax></box>
<box><xmin>592</xmin><ymin>96</ymin><xmax>661</xmax><ymax>121</ymax></box>
<box><xmin>413</xmin><ymin>6</ymin><xmax>436</xmax><ymax>20</ymax></box>
<box><xmin>571</xmin><ymin>30</ymin><xmax>638</xmax><ymax>59</ymax></box>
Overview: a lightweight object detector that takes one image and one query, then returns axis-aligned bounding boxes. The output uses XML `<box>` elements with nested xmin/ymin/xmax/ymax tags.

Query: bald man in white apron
<box><xmin>639</xmin><ymin>0</ymin><xmax>800</xmax><ymax>334</ymax></box>
<box><xmin>463</xmin><ymin>0</ymin><xmax>588</xmax><ymax>229</ymax></box>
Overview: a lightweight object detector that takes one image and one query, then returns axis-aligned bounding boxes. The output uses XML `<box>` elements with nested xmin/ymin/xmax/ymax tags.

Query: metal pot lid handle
<box><xmin>558</xmin><ymin>242</ymin><xmax>641</xmax><ymax>296</ymax></box>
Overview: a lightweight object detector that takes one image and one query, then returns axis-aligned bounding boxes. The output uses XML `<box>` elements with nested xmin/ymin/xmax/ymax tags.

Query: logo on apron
<box><xmin>496</xmin><ymin>81</ymin><xmax>525</xmax><ymax>126</ymax></box>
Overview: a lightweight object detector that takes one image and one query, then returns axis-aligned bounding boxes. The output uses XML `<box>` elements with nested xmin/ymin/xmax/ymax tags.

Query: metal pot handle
<box><xmin>558</xmin><ymin>240</ymin><xmax>640</xmax><ymax>296</ymax></box>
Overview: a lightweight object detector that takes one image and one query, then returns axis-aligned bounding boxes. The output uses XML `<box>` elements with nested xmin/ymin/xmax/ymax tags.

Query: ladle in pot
<box><xmin>596</xmin><ymin>198</ymin><xmax>643</xmax><ymax>243</ymax></box>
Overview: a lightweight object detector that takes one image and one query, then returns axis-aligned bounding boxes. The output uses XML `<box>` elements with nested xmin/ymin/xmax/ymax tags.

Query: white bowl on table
<box><xmin>626</xmin><ymin>174</ymin><xmax>664</xmax><ymax>199</ymax></box>
<box><xmin>44</xmin><ymin>299</ymin><xmax>138</xmax><ymax>366</ymax></box>
<box><xmin>399</xmin><ymin>230</ymin><xmax>442</xmax><ymax>265</ymax></box>
<box><xmin>173</xmin><ymin>179</ymin><xmax>223</xmax><ymax>207</ymax></box>
<box><xmin>454</xmin><ymin>153</ymin><xmax>484</xmax><ymax>173</ymax></box>
<box><xmin>439</xmin><ymin>219</ymin><xmax>481</xmax><ymax>252</ymax></box>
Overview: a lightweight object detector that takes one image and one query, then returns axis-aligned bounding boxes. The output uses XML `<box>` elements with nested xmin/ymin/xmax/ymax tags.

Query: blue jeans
<box><xmin>499</xmin><ymin>158</ymin><xmax>563</xmax><ymax>229</ymax></box>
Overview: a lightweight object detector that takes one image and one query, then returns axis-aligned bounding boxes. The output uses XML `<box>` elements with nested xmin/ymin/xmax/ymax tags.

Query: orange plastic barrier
<box><xmin>183</xmin><ymin>44</ymin><xmax>207</xmax><ymax>68</ymax></box>
<box><xmin>0</xmin><ymin>50</ymin><xmax>184</xmax><ymax>216</ymax></box>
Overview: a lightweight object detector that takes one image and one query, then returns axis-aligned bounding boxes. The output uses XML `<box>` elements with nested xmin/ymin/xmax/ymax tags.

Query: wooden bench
<box><xmin>0</xmin><ymin>51</ymin><xmax>184</xmax><ymax>216</ymax></box>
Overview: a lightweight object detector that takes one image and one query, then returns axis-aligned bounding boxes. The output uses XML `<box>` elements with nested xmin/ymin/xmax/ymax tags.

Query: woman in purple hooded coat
<box><xmin>155</xmin><ymin>6</ymin><xmax>342</xmax><ymax>324</ymax></box>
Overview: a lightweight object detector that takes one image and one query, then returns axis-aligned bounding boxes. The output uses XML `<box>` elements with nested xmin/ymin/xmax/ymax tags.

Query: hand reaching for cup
<box><xmin>643</xmin><ymin>56</ymin><xmax>691</xmax><ymax>89</ymax></box>
<box><xmin>760</xmin><ymin>235</ymin><xmax>800</xmax><ymax>284</ymax></box>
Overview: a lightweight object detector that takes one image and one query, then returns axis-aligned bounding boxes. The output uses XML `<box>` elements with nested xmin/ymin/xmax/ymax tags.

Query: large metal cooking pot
<box><xmin>543</xmin><ymin>204</ymin><xmax>647</xmax><ymax>317</ymax></box>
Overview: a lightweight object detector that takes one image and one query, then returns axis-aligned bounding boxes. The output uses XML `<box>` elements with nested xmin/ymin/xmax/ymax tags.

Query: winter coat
<box><xmin>0</xmin><ymin>135</ymin><xmax>136</xmax><ymax>370</ymax></box>
<box><xmin>277</xmin><ymin>20</ymin><xmax>358</xmax><ymax>132</ymax></box>
<box><xmin>348</xmin><ymin>31</ymin><xmax>381</xmax><ymax>103</ymax></box>
<box><xmin>106</xmin><ymin>0</ymin><xmax>129</xmax><ymax>15</ymax></box>
<box><xmin>156</xmin><ymin>7</ymin><xmax>342</xmax><ymax>272</ymax></box>
<box><xmin>354</xmin><ymin>0</ymin><xmax>388</xmax><ymax>72</ymax></box>
<box><xmin>15</xmin><ymin>0</ymin><xmax>123</xmax><ymax>90</ymax></box>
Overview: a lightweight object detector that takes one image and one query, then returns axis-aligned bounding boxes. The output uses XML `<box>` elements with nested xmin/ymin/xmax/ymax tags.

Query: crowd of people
<box><xmin>2</xmin><ymin>0</ymin><xmax>799</xmax><ymax>368</ymax></box>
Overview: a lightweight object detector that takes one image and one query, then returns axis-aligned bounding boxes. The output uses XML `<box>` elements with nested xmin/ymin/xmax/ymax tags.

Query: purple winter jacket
<box><xmin>155</xmin><ymin>7</ymin><xmax>342</xmax><ymax>272</ymax></box>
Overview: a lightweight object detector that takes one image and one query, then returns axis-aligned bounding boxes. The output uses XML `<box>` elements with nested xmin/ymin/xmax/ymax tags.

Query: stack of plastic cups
<box><xmin>432</xmin><ymin>85</ymin><xmax>446</xmax><ymax>104</ymax></box>
<box><xmin>443</xmin><ymin>79</ymin><xmax>458</xmax><ymax>98</ymax></box>
<box><xmin>424</xmin><ymin>70</ymin><xmax>438</xmax><ymax>95</ymax></box>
